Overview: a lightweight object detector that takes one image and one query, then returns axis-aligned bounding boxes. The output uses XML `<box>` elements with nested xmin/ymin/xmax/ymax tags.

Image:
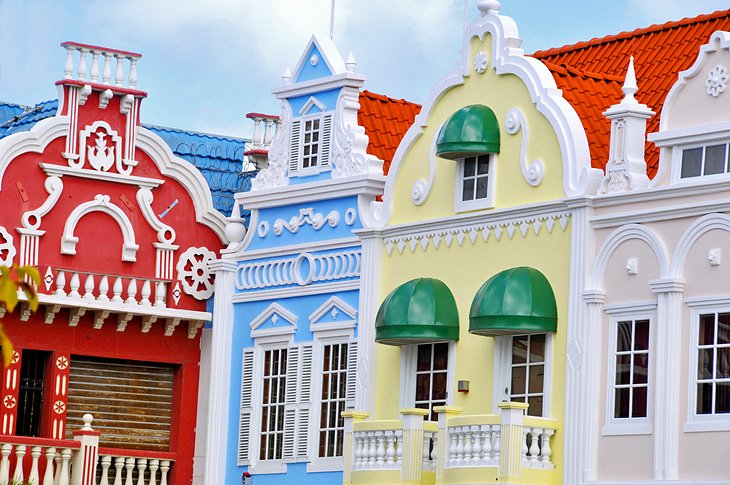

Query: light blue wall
<box><xmin>295</xmin><ymin>44</ymin><xmax>334</xmax><ymax>83</ymax></box>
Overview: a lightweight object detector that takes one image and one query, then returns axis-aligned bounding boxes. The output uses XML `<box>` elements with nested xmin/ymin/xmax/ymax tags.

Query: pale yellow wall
<box><xmin>388</xmin><ymin>33</ymin><xmax>567</xmax><ymax>226</ymax></box>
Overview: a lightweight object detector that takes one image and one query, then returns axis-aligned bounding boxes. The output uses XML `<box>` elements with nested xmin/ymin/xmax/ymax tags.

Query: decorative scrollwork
<box><xmin>505</xmin><ymin>109</ymin><xmax>544</xmax><ymax>186</ymax></box>
<box><xmin>272</xmin><ymin>208</ymin><xmax>340</xmax><ymax>235</ymax></box>
<box><xmin>176</xmin><ymin>247</ymin><xmax>216</xmax><ymax>300</ymax></box>
<box><xmin>0</xmin><ymin>227</ymin><xmax>15</xmax><ymax>266</ymax></box>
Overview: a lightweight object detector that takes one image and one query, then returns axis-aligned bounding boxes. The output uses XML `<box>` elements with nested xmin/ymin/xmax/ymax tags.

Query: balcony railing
<box><xmin>0</xmin><ymin>414</ymin><xmax>175</xmax><ymax>485</ymax></box>
<box><xmin>343</xmin><ymin>402</ymin><xmax>557</xmax><ymax>485</ymax></box>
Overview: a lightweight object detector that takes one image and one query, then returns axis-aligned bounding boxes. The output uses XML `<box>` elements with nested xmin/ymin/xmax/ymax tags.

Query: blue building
<box><xmin>204</xmin><ymin>35</ymin><xmax>419</xmax><ymax>485</ymax></box>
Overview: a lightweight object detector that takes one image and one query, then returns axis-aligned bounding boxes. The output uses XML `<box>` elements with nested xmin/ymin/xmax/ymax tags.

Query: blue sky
<box><xmin>1</xmin><ymin>0</ymin><xmax>727</xmax><ymax>139</ymax></box>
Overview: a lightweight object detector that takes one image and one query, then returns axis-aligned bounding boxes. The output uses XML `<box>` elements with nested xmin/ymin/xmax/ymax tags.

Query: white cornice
<box><xmin>237</xmin><ymin>174</ymin><xmax>385</xmax><ymax>209</ymax></box>
<box><xmin>224</xmin><ymin>236</ymin><xmax>359</xmax><ymax>262</ymax></box>
<box><xmin>0</xmin><ymin>116</ymin><xmax>68</xmax><ymax>187</ymax></box>
<box><xmin>590</xmin><ymin>197</ymin><xmax>730</xmax><ymax>229</ymax></box>
<box><xmin>648</xmin><ymin>122</ymin><xmax>730</xmax><ymax>146</ymax></box>
<box><xmin>272</xmin><ymin>73</ymin><xmax>366</xmax><ymax>99</ymax></box>
<box><xmin>232</xmin><ymin>280</ymin><xmax>359</xmax><ymax>303</ymax></box>
<box><xmin>377</xmin><ymin>199</ymin><xmax>570</xmax><ymax>239</ymax></box>
<box><xmin>591</xmin><ymin>176</ymin><xmax>730</xmax><ymax>208</ymax></box>
<box><xmin>40</xmin><ymin>163</ymin><xmax>164</xmax><ymax>188</ymax></box>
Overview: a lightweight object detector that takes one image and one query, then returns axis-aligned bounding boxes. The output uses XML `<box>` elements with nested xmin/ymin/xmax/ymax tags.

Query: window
<box><xmin>414</xmin><ymin>343</ymin><xmax>448</xmax><ymax>421</ymax></box>
<box><xmin>455</xmin><ymin>154</ymin><xmax>494</xmax><ymax>212</ymax></box>
<box><xmin>260</xmin><ymin>348</ymin><xmax>287</xmax><ymax>461</ymax></box>
<box><xmin>289</xmin><ymin>114</ymin><xmax>332</xmax><ymax>175</ymax></box>
<box><xmin>302</xmin><ymin>118</ymin><xmax>321</xmax><ymax>170</ymax></box>
<box><xmin>695</xmin><ymin>311</ymin><xmax>730</xmax><ymax>416</ymax></box>
<box><xmin>16</xmin><ymin>350</ymin><xmax>50</xmax><ymax>437</ymax></box>
<box><xmin>680</xmin><ymin>142</ymin><xmax>730</xmax><ymax>179</ymax></box>
<box><xmin>318</xmin><ymin>343</ymin><xmax>348</xmax><ymax>459</ymax></box>
<box><xmin>612</xmin><ymin>319</ymin><xmax>650</xmax><ymax>419</ymax></box>
<box><xmin>509</xmin><ymin>334</ymin><xmax>545</xmax><ymax>416</ymax></box>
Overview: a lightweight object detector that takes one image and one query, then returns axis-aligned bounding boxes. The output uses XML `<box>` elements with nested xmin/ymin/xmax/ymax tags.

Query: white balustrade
<box><xmin>97</xmin><ymin>454</ymin><xmax>173</xmax><ymax>485</ymax></box>
<box><xmin>0</xmin><ymin>442</ymin><xmax>75</xmax><ymax>485</ymax></box>
<box><xmin>246</xmin><ymin>113</ymin><xmax>280</xmax><ymax>149</ymax></box>
<box><xmin>53</xmin><ymin>269</ymin><xmax>169</xmax><ymax>308</ymax></box>
<box><xmin>352</xmin><ymin>430</ymin><xmax>402</xmax><ymax>471</ymax></box>
<box><xmin>422</xmin><ymin>430</ymin><xmax>437</xmax><ymax>471</ymax></box>
<box><xmin>62</xmin><ymin>42</ymin><xmax>141</xmax><ymax>89</ymax></box>
<box><xmin>445</xmin><ymin>424</ymin><xmax>501</xmax><ymax>468</ymax></box>
<box><xmin>521</xmin><ymin>425</ymin><xmax>555</xmax><ymax>470</ymax></box>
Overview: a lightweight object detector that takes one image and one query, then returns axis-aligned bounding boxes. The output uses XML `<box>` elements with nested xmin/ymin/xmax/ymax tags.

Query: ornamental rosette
<box><xmin>0</xmin><ymin>226</ymin><xmax>15</xmax><ymax>266</ymax></box>
<box><xmin>706</xmin><ymin>65</ymin><xmax>728</xmax><ymax>97</ymax></box>
<box><xmin>176</xmin><ymin>247</ymin><xmax>217</xmax><ymax>300</ymax></box>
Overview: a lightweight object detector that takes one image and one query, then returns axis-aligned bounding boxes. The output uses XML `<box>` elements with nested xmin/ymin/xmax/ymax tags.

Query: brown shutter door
<box><xmin>65</xmin><ymin>357</ymin><xmax>174</xmax><ymax>451</ymax></box>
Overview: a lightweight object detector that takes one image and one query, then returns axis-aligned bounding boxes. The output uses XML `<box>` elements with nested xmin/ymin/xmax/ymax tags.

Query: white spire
<box><xmin>621</xmin><ymin>56</ymin><xmax>639</xmax><ymax>104</ymax></box>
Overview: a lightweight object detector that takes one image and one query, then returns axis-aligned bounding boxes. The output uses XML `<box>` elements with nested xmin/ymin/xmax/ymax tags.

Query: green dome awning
<box><xmin>469</xmin><ymin>267</ymin><xmax>557</xmax><ymax>337</ymax></box>
<box><xmin>375</xmin><ymin>278</ymin><xmax>460</xmax><ymax>346</ymax></box>
<box><xmin>436</xmin><ymin>104</ymin><xmax>501</xmax><ymax>160</ymax></box>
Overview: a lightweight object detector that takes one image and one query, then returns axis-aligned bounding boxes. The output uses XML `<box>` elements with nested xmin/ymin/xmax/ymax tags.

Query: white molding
<box><xmin>40</xmin><ymin>163</ymin><xmax>163</xmax><ymax>188</ymax></box>
<box><xmin>0</xmin><ymin>116</ymin><xmax>68</xmax><ymax>187</ymax></box>
<box><xmin>240</xmin><ymin>174</ymin><xmax>385</xmax><ymax>210</ymax></box>
<box><xmin>232</xmin><ymin>279</ymin><xmax>360</xmax><ymax>303</ymax></box>
<box><xmin>137</xmin><ymin>187</ymin><xmax>176</xmax><ymax>244</ymax></box>
<box><xmin>272</xmin><ymin>73</ymin><xmax>366</xmax><ymax>99</ymax></box>
<box><xmin>671</xmin><ymin>213</ymin><xmax>730</xmax><ymax>278</ymax></box>
<box><xmin>601</xmin><ymin>422</ymin><xmax>653</xmax><ymax>436</ymax></box>
<box><xmin>226</xmin><ymin>236</ymin><xmax>359</xmax><ymax>262</ymax></box>
<box><xmin>505</xmin><ymin>108</ymin><xmax>544</xmax><ymax>186</ymax></box>
<box><xmin>0</xmin><ymin>227</ymin><xmax>15</xmax><ymax>266</ymax></box>
<box><xmin>299</xmin><ymin>96</ymin><xmax>326</xmax><ymax>116</ymax></box>
<box><xmin>591</xmin><ymin>224</ymin><xmax>670</xmax><ymax>289</ymax></box>
<box><xmin>250</xmin><ymin>302</ymin><xmax>297</xmax><ymax>338</ymax></box>
<box><xmin>136</xmin><ymin>127</ymin><xmax>228</xmax><ymax>242</ymax></box>
<box><xmin>273</xmin><ymin>208</ymin><xmax>340</xmax><ymax>235</ymax></box>
<box><xmin>685</xmin><ymin>294</ymin><xmax>730</xmax><ymax>307</ymax></box>
<box><xmin>309</xmin><ymin>295</ymin><xmax>357</xmax><ymax>324</ymax></box>
<box><xmin>603</xmin><ymin>301</ymin><xmax>657</xmax><ymax>314</ymax></box>
<box><xmin>590</xmin><ymin>197</ymin><xmax>730</xmax><ymax>229</ymax></box>
<box><xmin>453</xmin><ymin>154</ymin><xmax>496</xmax><ymax>213</ymax></box>
<box><xmin>61</xmin><ymin>194</ymin><xmax>139</xmax><ymax>261</ymax></box>
<box><xmin>20</xmin><ymin>175</ymin><xmax>64</xmax><ymax>230</ymax></box>
<box><xmin>290</xmin><ymin>35</ymin><xmax>346</xmax><ymax>83</ymax></box>
<box><xmin>77</xmin><ymin>119</ymin><xmax>126</xmax><ymax>173</ymax></box>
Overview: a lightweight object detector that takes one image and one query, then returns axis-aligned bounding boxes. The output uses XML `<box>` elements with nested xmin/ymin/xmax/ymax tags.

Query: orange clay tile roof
<box><xmin>533</xmin><ymin>9</ymin><xmax>730</xmax><ymax>178</ymax></box>
<box><xmin>358</xmin><ymin>90</ymin><xmax>421</xmax><ymax>175</ymax></box>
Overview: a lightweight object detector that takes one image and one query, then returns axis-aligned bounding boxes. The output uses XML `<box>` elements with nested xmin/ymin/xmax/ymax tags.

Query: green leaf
<box><xmin>0</xmin><ymin>275</ymin><xmax>18</xmax><ymax>312</ymax></box>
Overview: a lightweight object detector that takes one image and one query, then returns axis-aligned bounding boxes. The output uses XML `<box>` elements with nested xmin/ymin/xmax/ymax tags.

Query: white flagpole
<box><xmin>330</xmin><ymin>0</ymin><xmax>336</xmax><ymax>39</ymax></box>
<box><xmin>464</xmin><ymin>0</ymin><xmax>468</xmax><ymax>33</ymax></box>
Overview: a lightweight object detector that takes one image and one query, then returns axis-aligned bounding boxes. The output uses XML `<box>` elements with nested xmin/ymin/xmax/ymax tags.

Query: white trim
<box><xmin>272</xmin><ymin>73</ymin><xmax>366</xmax><ymax>99</ymax></box>
<box><xmin>61</xmin><ymin>194</ymin><xmax>139</xmax><ymax>261</ymax></box>
<box><xmin>399</xmin><ymin>342</ymin><xmax>454</xmax><ymax>414</ymax></box>
<box><xmin>290</xmin><ymin>35</ymin><xmax>346</xmax><ymax>83</ymax></box>
<box><xmin>602</xmin><ymin>311</ymin><xmax>654</xmax><ymax>436</ymax></box>
<box><xmin>137</xmin><ymin>187</ymin><xmax>176</xmax><ymax>244</ymax></box>
<box><xmin>40</xmin><ymin>163</ymin><xmax>163</xmax><ymax>188</ymax></box>
<box><xmin>20</xmin><ymin>175</ymin><xmax>64</xmax><ymax>230</ymax></box>
<box><xmin>232</xmin><ymin>280</ymin><xmax>360</xmax><ymax>303</ymax></box>
<box><xmin>671</xmin><ymin>213</ymin><xmax>730</xmax><ymax>278</ymax></box>
<box><xmin>294</xmin><ymin>113</ymin><xmax>327</xmax><ymax>176</ymax></box>
<box><xmin>300</xmin><ymin>96</ymin><xmax>326</xmax><ymax>116</ymax></box>
<box><xmin>238</xmin><ymin>174</ymin><xmax>385</xmax><ymax>210</ymax></box>
<box><xmin>0</xmin><ymin>116</ymin><xmax>68</xmax><ymax>187</ymax></box>
<box><xmin>250</xmin><ymin>302</ymin><xmax>298</xmax><ymax>338</ymax></box>
<box><xmin>227</xmin><ymin>236</ymin><xmax>359</xmax><ymax>262</ymax></box>
<box><xmin>590</xmin><ymin>197</ymin><xmax>730</xmax><ymax>229</ymax></box>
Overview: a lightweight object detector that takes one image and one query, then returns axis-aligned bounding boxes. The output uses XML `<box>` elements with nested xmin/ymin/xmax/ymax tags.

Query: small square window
<box><xmin>455</xmin><ymin>154</ymin><xmax>494</xmax><ymax>212</ymax></box>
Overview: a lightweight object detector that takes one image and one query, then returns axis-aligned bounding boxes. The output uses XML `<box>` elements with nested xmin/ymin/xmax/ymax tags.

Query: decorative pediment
<box><xmin>250</xmin><ymin>303</ymin><xmax>298</xmax><ymax>338</ymax></box>
<box><xmin>291</xmin><ymin>36</ymin><xmax>344</xmax><ymax>84</ymax></box>
<box><xmin>309</xmin><ymin>296</ymin><xmax>357</xmax><ymax>332</ymax></box>
<box><xmin>300</xmin><ymin>96</ymin><xmax>326</xmax><ymax>116</ymax></box>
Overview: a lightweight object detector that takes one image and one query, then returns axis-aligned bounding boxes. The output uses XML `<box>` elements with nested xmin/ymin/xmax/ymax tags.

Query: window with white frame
<box><xmin>612</xmin><ymin>319</ymin><xmax>650</xmax><ymax>420</ymax></box>
<box><xmin>695</xmin><ymin>311</ymin><xmax>730</xmax><ymax>416</ymax></box>
<box><xmin>414</xmin><ymin>342</ymin><xmax>449</xmax><ymax>421</ymax></box>
<box><xmin>260</xmin><ymin>348</ymin><xmax>288</xmax><ymax>461</ymax></box>
<box><xmin>680</xmin><ymin>142</ymin><xmax>730</xmax><ymax>179</ymax></box>
<box><xmin>289</xmin><ymin>114</ymin><xmax>332</xmax><ymax>175</ymax></box>
<box><xmin>509</xmin><ymin>334</ymin><xmax>546</xmax><ymax>416</ymax></box>
<box><xmin>455</xmin><ymin>154</ymin><xmax>494</xmax><ymax>212</ymax></box>
<box><xmin>318</xmin><ymin>342</ymin><xmax>348</xmax><ymax>458</ymax></box>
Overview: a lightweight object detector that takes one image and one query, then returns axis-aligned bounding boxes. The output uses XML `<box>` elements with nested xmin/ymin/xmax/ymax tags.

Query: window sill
<box><xmin>248</xmin><ymin>462</ymin><xmax>287</xmax><ymax>475</ymax></box>
<box><xmin>684</xmin><ymin>419</ymin><xmax>730</xmax><ymax>432</ymax></box>
<box><xmin>306</xmin><ymin>458</ymin><xmax>344</xmax><ymax>473</ymax></box>
<box><xmin>602</xmin><ymin>422</ymin><xmax>653</xmax><ymax>436</ymax></box>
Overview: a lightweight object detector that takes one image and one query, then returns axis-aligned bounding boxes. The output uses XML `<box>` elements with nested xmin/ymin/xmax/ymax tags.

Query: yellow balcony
<box><xmin>343</xmin><ymin>403</ymin><xmax>557</xmax><ymax>485</ymax></box>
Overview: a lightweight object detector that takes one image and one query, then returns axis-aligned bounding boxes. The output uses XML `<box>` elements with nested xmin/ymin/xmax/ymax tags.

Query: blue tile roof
<box><xmin>0</xmin><ymin>100</ymin><xmax>254</xmax><ymax>218</ymax></box>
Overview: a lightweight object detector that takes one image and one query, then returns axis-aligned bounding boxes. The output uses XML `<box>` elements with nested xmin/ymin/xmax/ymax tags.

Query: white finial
<box><xmin>477</xmin><ymin>0</ymin><xmax>501</xmax><ymax>15</ymax></box>
<box><xmin>82</xmin><ymin>413</ymin><xmax>94</xmax><ymax>431</ymax></box>
<box><xmin>281</xmin><ymin>67</ymin><xmax>292</xmax><ymax>85</ymax></box>
<box><xmin>622</xmin><ymin>56</ymin><xmax>638</xmax><ymax>104</ymax></box>
<box><xmin>345</xmin><ymin>52</ymin><xmax>357</xmax><ymax>73</ymax></box>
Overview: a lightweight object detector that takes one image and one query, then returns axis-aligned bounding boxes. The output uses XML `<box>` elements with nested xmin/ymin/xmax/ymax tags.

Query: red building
<box><xmin>0</xmin><ymin>42</ymin><xmax>230</xmax><ymax>485</ymax></box>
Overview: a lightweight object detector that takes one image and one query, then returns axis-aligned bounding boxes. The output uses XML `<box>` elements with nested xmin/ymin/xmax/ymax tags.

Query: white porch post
<box><xmin>203</xmin><ymin>259</ymin><xmax>237</xmax><ymax>485</ymax></box>
<box><xmin>649</xmin><ymin>278</ymin><xmax>685</xmax><ymax>480</ymax></box>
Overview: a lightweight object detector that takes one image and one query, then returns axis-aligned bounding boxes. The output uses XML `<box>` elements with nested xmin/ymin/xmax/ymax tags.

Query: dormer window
<box><xmin>436</xmin><ymin>104</ymin><xmax>500</xmax><ymax>212</ymax></box>
<box><xmin>289</xmin><ymin>113</ymin><xmax>332</xmax><ymax>175</ymax></box>
<box><xmin>680</xmin><ymin>142</ymin><xmax>729</xmax><ymax>179</ymax></box>
<box><xmin>302</xmin><ymin>117</ymin><xmax>321</xmax><ymax>169</ymax></box>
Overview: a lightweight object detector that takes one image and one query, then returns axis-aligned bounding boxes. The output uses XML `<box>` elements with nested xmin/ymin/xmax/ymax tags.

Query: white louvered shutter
<box><xmin>297</xmin><ymin>344</ymin><xmax>313</xmax><ymax>459</ymax></box>
<box><xmin>238</xmin><ymin>349</ymin><xmax>255</xmax><ymax>465</ymax></box>
<box><xmin>346</xmin><ymin>340</ymin><xmax>358</xmax><ymax>408</ymax></box>
<box><xmin>320</xmin><ymin>113</ymin><xmax>332</xmax><ymax>168</ymax></box>
<box><xmin>289</xmin><ymin>120</ymin><xmax>301</xmax><ymax>174</ymax></box>
<box><xmin>283</xmin><ymin>345</ymin><xmax>300</xmax><ymax>460</ymax></box>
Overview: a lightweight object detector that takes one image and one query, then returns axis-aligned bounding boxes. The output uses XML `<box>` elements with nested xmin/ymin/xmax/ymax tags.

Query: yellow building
<box><xmin>343</xmin><ymin>3</ymin><xmax>602</xmax><ymax>484</ymax></box>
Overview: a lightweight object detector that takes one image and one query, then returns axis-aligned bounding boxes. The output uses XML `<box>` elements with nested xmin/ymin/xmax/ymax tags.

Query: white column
<box><xmin>203</xmin><ymin>259</ymin><xmax>237</xmax><ymax>485</ymax></box>
<box><xmin>649</xmin><ymin>278</ymin><xmax>685</xmax><ymax>480</ymax></box>
<box><xmin>354</xmin><ymin>231</ymin><xmax>384</xmax><ymax>415</ymax></box>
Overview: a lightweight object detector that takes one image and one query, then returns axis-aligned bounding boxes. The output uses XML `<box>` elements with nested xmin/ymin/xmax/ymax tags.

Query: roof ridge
<box><xmin>144</xmin><ymin>123</ymin><xmax>247</xmax><ymax>142</ymax></box>
<box><xmin>532</xmin><ymin>8</ymin><xmax>730</xmax><ymax>59</ymax></box>
<box><xmin>540</xmin><ymin>60</ymin><xmax>625</xmax><ymax>83</ymax></box>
